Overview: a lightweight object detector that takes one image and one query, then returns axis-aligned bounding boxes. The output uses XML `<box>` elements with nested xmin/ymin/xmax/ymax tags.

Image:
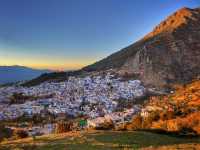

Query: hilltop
<box><xmin>83</xmin><ymin>7</ymin><xmax>200</xmax><ymax>87</ymax></box>
<box><xmin>23</xmin><ymin>7</ymin><xmax>200</xmax><ymax>88</ymax></box>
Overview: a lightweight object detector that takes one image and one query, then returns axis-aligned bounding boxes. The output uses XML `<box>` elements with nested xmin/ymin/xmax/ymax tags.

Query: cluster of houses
<box><xmin>0</xmin><ymin>73</ymin><xmax>146</xmax><ymax>128</ymax></box>
<box><xmin>87</xmin><ymin>105</ymin><xmax>141</xmax><ymax>129</ymax></box>
<box><xmin>8</xmin><ymin>123</ymin><xmax>55</xmax><ymax>136</ymax></box>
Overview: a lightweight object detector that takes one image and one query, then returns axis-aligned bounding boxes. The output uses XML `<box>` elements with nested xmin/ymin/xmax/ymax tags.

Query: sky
<box><xmin>0</xmin><ymin>0</ymin><xmax>199</xmax><ymax>70</ymax></box>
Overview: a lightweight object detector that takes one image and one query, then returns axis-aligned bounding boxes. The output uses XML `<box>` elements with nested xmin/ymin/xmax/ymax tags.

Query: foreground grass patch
<box><xmin>0</xmin><ymin>131</ymin><xmax>200</xmax><ymax>150</ymax></box>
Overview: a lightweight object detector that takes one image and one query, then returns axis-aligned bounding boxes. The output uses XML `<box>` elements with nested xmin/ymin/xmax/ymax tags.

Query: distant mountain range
<box><xmin>24</xmin><ymin>7</ymin><xmax>200</xmax><ymax>88</ymax></box>
<box><xmin>0</xmin><ymin>65</ymin><xmax>50</xmax><ymax>85</ymax></box>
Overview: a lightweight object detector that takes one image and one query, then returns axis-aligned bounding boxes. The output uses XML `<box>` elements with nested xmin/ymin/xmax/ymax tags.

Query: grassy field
<box><xmin>0</xmin><ymin>131</ymin><xmax>200</xmax><ymax>150</ymax></box>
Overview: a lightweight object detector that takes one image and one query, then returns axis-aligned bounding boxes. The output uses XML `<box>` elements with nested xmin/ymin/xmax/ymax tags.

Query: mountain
<box><xmin>23</xmin><ymin>7</ymin><xmax>200</xmax><ymax>88</ymax></box>
<box><xmin>0</xmin><ymin>65</ymin><xmax>50</xmax><ymax>85</ymax></box>
<box><xmin>83</xmin><ymin>7</ymin><xmax>200</xmax><ymax>87</ymax></box>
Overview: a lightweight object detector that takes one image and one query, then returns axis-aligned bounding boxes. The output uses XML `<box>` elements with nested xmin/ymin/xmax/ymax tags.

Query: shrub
<box><xmin>179</xmin><ymin>127</ymin><xmax>197</xmax><ymax>135</ymax></box>
<box><xmin>159</xmin><ymin>111</ymin><xmax>175</xmax><ymax>121</ymax></box>
<box><xmin>95</xmin><ymin>119</ymin><xmax>114</xmax><ymax>130</ymax></box>
<box><xmin>55</xmin><ymin>121</ymin><xmax>73</xmax><ymax>133</ymax></box>
<box><xmin>127</xmin><ymin>115</ymin><xmax>142</xmax><ymax>130</ymax></box>
<box><xmin>0</xmin><ymin>125</ymin><xmax>13</xmax><ymax>141</ymax></box>
<box><xmin>14</xmin><ymin>130</ymin><xmax>29</xmax><ymax>139</ymax></box>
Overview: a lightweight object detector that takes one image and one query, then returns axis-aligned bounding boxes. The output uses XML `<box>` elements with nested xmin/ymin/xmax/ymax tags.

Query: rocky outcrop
<box><xmin>83</xmin><ymin>7</ymin><xmax>200</xmax><ymax>87</ymax></box>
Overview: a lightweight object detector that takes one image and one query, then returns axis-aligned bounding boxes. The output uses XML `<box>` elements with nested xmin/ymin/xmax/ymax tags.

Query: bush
<box><xmin>95</xmin><ymin>119</ymin><xmax>114</xmax><ymax>130</ymax></box>
<box><xmin>0</xmin><ymin>125</ymin><xmax>13</xmax><ymax>141</ymax></box>
<box><xmin>14</xmin><ymin>130</ymin><xmax>29</xmax><ymax>139</ymax></box>
<box><xmin>152</xmin><ymin>112</ymin><xmax>200</xmax><ymax>136</ymax></box>
<box><xmin>55</xmin><ymin>121</ymin><xmax>73</xmax><ymax>133</ymax></box>
<box><xmin>179</xmin><ymin>127</ymin><xmax>197</xmax><ymax>136</ymax></box>
<box><xmin>126</xmin><ymin>115</ymin><xmax>142</xmax><ymax>130</ymax></box>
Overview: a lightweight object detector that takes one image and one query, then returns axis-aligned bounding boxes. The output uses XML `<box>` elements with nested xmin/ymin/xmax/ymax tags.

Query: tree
<box><xmin>55</xmin><ymin>121</ymin><xmax>73</xmax><ymax>133</ymax></box>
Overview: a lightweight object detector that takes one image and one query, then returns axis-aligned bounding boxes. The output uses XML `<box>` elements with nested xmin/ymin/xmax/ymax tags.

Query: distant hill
<box><xmin>83</xmin><ymin>7</ymin><xmax>200</xmax><ymax>87</ymax></box>
<box><xmin>0</xmin><ymin>65</ymin><xmax>50</xmax><ymax>85</ymax></box>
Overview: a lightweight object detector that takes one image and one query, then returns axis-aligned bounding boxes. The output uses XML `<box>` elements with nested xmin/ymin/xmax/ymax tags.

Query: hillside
<box><xmin>83</xmin><ymin>7</ymin><xmax>200</xmax><ymax>87</ymax></box>
<box><xmin>125</xmin><ymin>79</ymin><xmax>200</xmax><ymax>135</ymax></box>
<box><xmin>22</xmin><ymin>7</ymin><xmax>200</xmax><ymax>88</ymax></box>
<box><xmin>0</xmin><ymin>66</ymin><xmax>50</xmax><ymax>85</ymax></box>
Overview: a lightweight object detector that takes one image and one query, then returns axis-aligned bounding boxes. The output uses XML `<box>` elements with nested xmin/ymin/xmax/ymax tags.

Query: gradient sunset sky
<box><xmin>0</xmin><ymin>0</ymin><xmax>199</xmax><ymax>70</ymax></box>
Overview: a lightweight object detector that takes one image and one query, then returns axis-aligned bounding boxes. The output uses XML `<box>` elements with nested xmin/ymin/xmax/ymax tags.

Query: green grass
<box><xmin>87</xmin><ymin>131</ymin><xmax>200</xmax><ymax>148</ymax></box>
<box><xmin>0</xmin><ymin>131</ymin><xmax>200</xmax><ymax>150</ymax></box>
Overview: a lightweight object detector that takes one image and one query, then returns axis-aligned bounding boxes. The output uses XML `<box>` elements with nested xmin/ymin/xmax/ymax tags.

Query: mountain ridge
<box><xmin>0</xmin><ymin>65</ymin><xmax>50</xmax><ymax>84</ymax></box>
<box><xmin>23</xmin><ymin>7</ymin><xmax>200</xmax><ymax>87</ymax></box>
<box><xmin>83</xmin><ymin>7</ymin><xmax>200</xmax><ymax>87</ymax></box>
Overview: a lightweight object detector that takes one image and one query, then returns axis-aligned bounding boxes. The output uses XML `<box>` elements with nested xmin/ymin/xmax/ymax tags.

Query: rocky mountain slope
<box><xmin>23</xmin><ymin>7</ymin><xmax>200</xmax><ymax>88</ymax></box>
<box><xmin>83</xmin><ymin>7</ymin><xmax>200</xmax><ymax>87</ymax></box>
